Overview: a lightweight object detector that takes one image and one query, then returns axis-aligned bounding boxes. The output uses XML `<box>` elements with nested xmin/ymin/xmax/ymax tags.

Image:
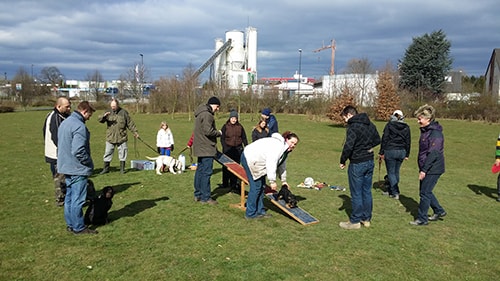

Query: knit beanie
<box><xmin>207</xmin><ymin>96</ymin><xmax>221</xmax><ymax>106</ymax></box>
<box><xmin>261</xmin><ymin>108</ymin><xmax>271</xmax><ymax>116</ymax></box>
<box><xmin>229</xmin><ymin>110</ymin><xmax>238</xmax><ymax>118</ymax></box>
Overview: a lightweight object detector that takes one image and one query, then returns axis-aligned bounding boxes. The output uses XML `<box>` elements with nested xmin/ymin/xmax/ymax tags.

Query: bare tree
<box><xmin>40</xmin><ymin>66</ymin><xmax>64</xmax><ymax>87</ymax></box>
<box><xmin>12</xmin><ymin>67</ymin><xmax>34</xmax><ymax>109</ymax></box>
<box><xmin>85</xmin><ymin>70</ymin><xmax>103</xmax><ymax>101</ymax></box>
<box><xmin>345</xmin><ymin>57</ymin><xmax>376</xmax><ymax>106</ymax></box>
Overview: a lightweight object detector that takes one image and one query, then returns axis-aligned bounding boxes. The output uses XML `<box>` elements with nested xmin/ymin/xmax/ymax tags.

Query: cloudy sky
<box><xmin>1</xmin><ymin>0</ymin><xmax>498</xmax><ymax>83</ymax></box>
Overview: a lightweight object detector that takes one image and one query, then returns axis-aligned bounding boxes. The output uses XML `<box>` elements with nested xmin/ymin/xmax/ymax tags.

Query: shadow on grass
<box><xmin>398</xmin><ymin>194</ymin><xmax>419</xmax><ymax>218</ymax></box>
<box><xmin>338</xmin><ymin>194</ymin><xmax>352</xmax><ymax>217</ymax></box>
<box><xmin>110</xmin><ymin>182</ymin><xmax>141</xmax><ymax>195</ymax></box>
<box><xmin>108</xmin><ymin>196</ymin><xmax>169</xmax><ymax>222</ymax></box>
<box><xmin>468</xmin><ymin>184</ymin><xmax>498</xmax><ymax>200</ymax></box>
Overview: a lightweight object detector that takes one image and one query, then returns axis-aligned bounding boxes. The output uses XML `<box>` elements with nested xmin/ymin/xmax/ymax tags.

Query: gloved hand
<box><xmin>170</xmin><ymin>144</ymin><xmax>174</xmax><ymax>151</ymax></box>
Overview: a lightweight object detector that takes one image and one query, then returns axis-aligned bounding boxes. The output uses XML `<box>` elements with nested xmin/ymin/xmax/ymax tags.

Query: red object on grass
<box><xmin>492</xmin><ymin>163</ymin><xmax>500</xmax><ymax>174</ymax></box>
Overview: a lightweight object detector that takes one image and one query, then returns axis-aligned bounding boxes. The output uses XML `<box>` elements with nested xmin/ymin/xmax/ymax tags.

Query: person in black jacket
<box><xmin>410</xmin><ymin>104</ymin><xmax>446</xmax><ymax>226</ymax></box>
<box><xmin>339</xmin><ymin>106</ymin><xmax>381</xmax><ymax>230</ymax></box>
<box><xmin>379</xmin><ymin>110</ymin><xmax>411</xmax><ymax>200</ymax></box>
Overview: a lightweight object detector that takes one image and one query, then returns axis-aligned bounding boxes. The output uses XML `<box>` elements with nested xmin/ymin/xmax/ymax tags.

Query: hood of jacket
<box><xmin>347</xmin><ymin>112</ymin><xmax>371</xmax><ymax>125</ymax></box>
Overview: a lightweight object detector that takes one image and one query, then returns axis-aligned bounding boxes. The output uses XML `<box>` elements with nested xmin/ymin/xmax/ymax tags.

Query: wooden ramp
<box><xmin>265</xmin><ymin>193</ymin><xmax>319</xmax><ymax>225</ymax></box>
<box><xmin>215</xmin><ymin>151</ymin><xmax>248</xmax><ymax>210</ymax></box>
<box><xmin>214</xmin><ymin>151</ymin><xmax>318</xmax><ymax>225</ymax></box>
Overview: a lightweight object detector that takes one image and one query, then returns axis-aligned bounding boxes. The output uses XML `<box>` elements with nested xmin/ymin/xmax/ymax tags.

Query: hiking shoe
<box><xmin>390</xmin><ymin>194</ymin><xmax>400</xmax><ymax>200</ymax></box>
<box><xmin>428</xmin><ymin>211</ymin><xmax>447</xmax><ymax>221</ymax></box>
<box><xmin>361</xmin><ymin>220</ymin><xmax>371</xmax><ymax>228</ymax></box>
<box><xmin>409</xmin><ymin>219</ymin><xmax>428</xmax><ymax>226</ymax></box>
<box><xmin>194</xmin><ymin>197</ymin><xmax>201</xmax><ymax>202</ymax></box>
<box><xmin>73</xmin><ymin>227</ymin><xmax>98</xmax><ymax>235</ymax></box>
<box><xmin>258</xmin><ymin>213</ymin><xmax>272</xmax><ymax>219</ymax></box>
<box><xmin>339</xmin><ymin>221</ymin><xmax>361</xmax><ymax>230</ymax></box>
<box><xmin>381</xmin><ymin>191</ymin><xmax>390</xmax><ymax>196</ymax></box>
<box><xmin>200</xmin><ymin>198</ymin><xmax>218</xmax><ymax>205</ymax></box>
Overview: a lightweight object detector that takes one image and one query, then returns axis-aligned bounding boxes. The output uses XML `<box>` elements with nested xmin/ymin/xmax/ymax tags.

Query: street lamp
<box><xmin>298</xmin><ymin>49</ymin><xmax>302</xmax><ymax>95</ymax></box>
<box><xmin>139</xmin><ymin>53</ymin><xmax>144</xmax><ymax>96</ymax></box>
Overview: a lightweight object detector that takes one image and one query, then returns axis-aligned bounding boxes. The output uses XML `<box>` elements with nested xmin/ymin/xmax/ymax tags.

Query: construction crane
<box><xmin>313</xmin><ymin>39</ymin><xmax>336</xmax><ymax>76</ymax></box>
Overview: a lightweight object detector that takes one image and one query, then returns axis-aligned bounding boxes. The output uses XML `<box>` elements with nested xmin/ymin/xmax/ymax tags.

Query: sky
<box><xmin>1</xmin><ymin>0</ymin><xmax>498</xmax><ymax>83</ymax></box>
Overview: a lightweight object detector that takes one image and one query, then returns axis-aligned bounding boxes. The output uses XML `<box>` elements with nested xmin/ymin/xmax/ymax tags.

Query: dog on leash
<box><xmin>274</xmin><ymin>185</ymin><xmax>298</xmax><ymax>208</ymax></box>
<box><xmin>146</xmin><ymin>155</ymin><xmax>183</xmax><ymax>175</ymax></box>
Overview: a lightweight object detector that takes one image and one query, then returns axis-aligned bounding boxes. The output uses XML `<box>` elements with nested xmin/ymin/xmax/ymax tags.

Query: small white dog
<box><xmin>146</xmin><ymin>156</ymin><xmax>184</xmax><ymax>175</ymax></box>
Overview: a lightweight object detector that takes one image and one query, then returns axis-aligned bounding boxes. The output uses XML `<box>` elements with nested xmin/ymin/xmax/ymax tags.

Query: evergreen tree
<box><xmin>399</xmin><ymin>29</ymin><xmax>453</xmax><ymax>101</ymax></box>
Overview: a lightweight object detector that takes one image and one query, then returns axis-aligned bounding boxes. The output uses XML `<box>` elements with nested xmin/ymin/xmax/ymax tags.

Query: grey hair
<box><xmin>414</xmin><ymin>104</ymin><xmax>435</xmax><ymax>121</ymax></box>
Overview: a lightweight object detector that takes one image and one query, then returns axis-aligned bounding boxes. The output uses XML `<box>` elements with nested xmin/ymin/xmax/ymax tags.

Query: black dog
<box><xmin>274</xmin><ymin>185</ymin><xmax>298</xmax><ymax>208</ymax></box>
<box><xmin>84</xmin><ymin>186</ymin><xmax>114</xmax><ymax>226</ymax></box>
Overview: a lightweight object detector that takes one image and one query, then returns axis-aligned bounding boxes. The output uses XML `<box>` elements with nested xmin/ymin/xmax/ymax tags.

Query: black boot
<box><xmin>100</xmin><ymin>162</ymin><xmax>110</xmax><ymax>174</ymax></box>
<box><xmin>120</xmin><ymin>161</ymin><xmax>126</xmax><ymax>174</ymax></box>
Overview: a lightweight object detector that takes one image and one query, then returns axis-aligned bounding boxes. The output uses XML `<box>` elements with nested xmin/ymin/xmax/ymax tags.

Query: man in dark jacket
<box><xmin>193</xmin><ymin>96</ymin><xmax>222</xmax><ymax>205</ymax></box>
<box><xmin>339</xmin><ymin>105</ymin><xmax>381</xmax><ymax>230</ymax></box>
<box><xmin>98</xmin><ymin>98</ymin><xmax>139</xmax><ymax>174</ymax></box>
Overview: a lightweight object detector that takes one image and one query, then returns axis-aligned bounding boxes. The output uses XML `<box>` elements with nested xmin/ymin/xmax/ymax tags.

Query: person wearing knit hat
<box><xmin>207</xmin><ymin>96</ymin><xmax>221</xmax><ymax>106</ymax></box>
<box><xmin>221</xmin><ymin>110</ymin><xmax>248</xmax><ymax>192</ymax></box>
<box><xmin>379</xmin><ymin>109</ymin><xmax>411</xmax><ymax>201</ymax></box>
<box><xmin>260</xmin><ymin>108</ymin><xmax>279</xmax><ymax>136</ymax></box>
<box><xmin>192</xmin><ymin>96</ymin><xmax>222</xmax><ymax>205</ymax></box>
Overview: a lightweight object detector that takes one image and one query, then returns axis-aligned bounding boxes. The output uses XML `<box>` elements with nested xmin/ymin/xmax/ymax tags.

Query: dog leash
<box><xmin>137</xmin><ymin>136</ymin><xmax>159</xmax><ymax>154</ymax></box>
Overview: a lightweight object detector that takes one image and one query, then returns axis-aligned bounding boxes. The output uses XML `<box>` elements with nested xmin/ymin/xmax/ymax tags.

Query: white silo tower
<box><xmin>213</xmin><ymin>38</ymin><xmax>225</xmax><ymax>82</ymax></box>
<box><xmin>246</xmin><ymin>26</ymin><xmax>258</xmax><ymax>75</ymax></box>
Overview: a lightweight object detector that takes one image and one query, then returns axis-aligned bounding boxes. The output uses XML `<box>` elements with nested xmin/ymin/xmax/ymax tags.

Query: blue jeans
<box><xmin>160</xmin><ymin>147</ymin><xmax>171</xmax><ymax>156</ymax></box>
<box><xmin>64</xmin><ymin>175</ymin><xmax>88</xmax><ymax>232</ymax></box>
<box><xmin>241</xmin><ymin>154</ymin><xmax>266</xmax><ymax>218</ymax></box>
<box><xmin>194</xmin><ymin>156</ymin><xmax>214</xmax><ymax>201</ymax></box>
<box><xmin>348</xmin><ymin>160</ymin><xmax>374</xmax><ymax>223</ymax></box>
<box><xmin>384</xmin><ymin>149</ymin><xmax>406</xmax><ymax>195</ymax></box>
<box><xmin>417</xmin><ymin>174</ymin><xmax>445</xmax><ymax>222</ymax></box>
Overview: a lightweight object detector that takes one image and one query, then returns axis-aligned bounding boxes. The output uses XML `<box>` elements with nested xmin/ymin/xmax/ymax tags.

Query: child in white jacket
<box><xmin>156</xmin><ymin>122</ymin><xmax>174</xmax><ymax>156</ymax></box>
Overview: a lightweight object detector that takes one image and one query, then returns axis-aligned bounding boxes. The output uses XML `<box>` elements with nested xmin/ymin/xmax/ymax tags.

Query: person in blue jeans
<box><xmin>57</xmin><ymin>101</ymin><xmax>97</xmax><ymax>235</ymax></box>
<box><xmin>241</xmin><ymin>131</ymin><xmax>299</xmax><ymax>219</ymax></box>
<box><xmin>410</xmin><ymin>104</ymin><xmax>446</xmax><ymax>226</ymax></box>
<box><xmin>379</xmin><ymin>110</ymin><xmax>411</xmax><ymax>200</ymax></box>
<box><xmin>339</xmin><ymin>105</ymin><xmax>380</xmax><ymax>230</ymax></box>
<box><xmin>192</xmin><ymin>96</ymin><xmax>222</xmax><ymax>205</ymax></box>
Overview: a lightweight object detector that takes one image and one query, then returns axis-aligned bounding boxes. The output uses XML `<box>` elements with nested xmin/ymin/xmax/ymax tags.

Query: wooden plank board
<box><xmin>265</xmin><ymin>193</ymin><xmax>319</xmax><ymax>225</ymax></box>
<box><xmin>214</xmin><ymin>151</ymin><xmax>248</xmax><ymax>184</ymax></box>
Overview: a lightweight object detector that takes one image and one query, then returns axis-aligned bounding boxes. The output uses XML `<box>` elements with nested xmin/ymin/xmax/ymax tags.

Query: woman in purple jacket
<box><xmin>410</xmin><ymin>104</ymin><xmax>447</xmax><ymax>226</ymax></box>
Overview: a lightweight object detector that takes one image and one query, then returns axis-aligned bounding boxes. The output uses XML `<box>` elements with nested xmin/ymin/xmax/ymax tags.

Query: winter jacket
<box><xmin>43</xmin><ymin>107</ymin><xmax>69</xmax><ymax>163</ymax></box>
<box><xmin>98</xmin><ymin>107</ymin><xmax>138</xmax><ymax>144</ymax></box>
<box><xmin>379</xmin><ymin>119</ymin><xmax>411</xmax><ymax>158</ymax></box>
<box><xmin>243</xmin><ymin>133</ymin><xmax>289</xmax><ymax>182</ymax></box>
<box><xmin>221</xmin><ymin>121</ymin><xmax>248</xmax><ymax>152</ymax></box>
<box><xmin>57</xmin><ymin>111</ymin><xmax>94</xmax><ymax>176</ymax></box>
<box><xmin>340</xmin><ymin>113</ymin><xmax>381</xmax><ymax>165</ymax></box>
<box><xmin>157</xmin><ymin>128</ymin><xmax>174</xmax><ymax>148</ymax></box>
<box><xmin>252</xmin><ymin>127</ymin><xmax>269</xmax><ymax>142</ymax></box>
<box><xmin>193</xmin><ymin>104</ymin><xmax>221</xmax><ymax>157</ymax></box>
<box><xmin>267</xmin><ymin>114</ymin><xmax>279</xmax><ymax>136</ymax></box>
<box><xmin>418</xmin><ymin>121</ymin><xmax>445</xmax><ymax>175</ymax></box>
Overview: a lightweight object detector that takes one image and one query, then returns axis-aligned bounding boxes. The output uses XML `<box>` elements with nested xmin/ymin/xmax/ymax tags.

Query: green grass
<box><xmin>1</xmin><ymin>110</ymin><xmax>500</xmax><ymax>280</ymax></box>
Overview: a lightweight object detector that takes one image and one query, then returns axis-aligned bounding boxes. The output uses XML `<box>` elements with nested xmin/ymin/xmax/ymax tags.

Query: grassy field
<box><xmin>1</xmin><ymin>109</ymin><xmax>500</xmax><ymax>280</ymax></box>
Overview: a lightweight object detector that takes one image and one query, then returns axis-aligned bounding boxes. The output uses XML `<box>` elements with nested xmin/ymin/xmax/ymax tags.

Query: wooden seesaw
<box><xmin>214</xmin><ymin>151</ymin><xmax>319</xmax><ymax>225</ymax></box>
